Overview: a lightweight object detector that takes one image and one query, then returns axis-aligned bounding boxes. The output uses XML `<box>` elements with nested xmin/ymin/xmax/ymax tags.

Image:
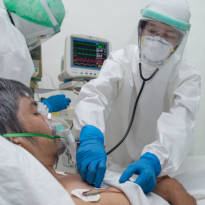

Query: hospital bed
<box><xmin>1</xmin><ymin>134</ymin><xmax>205</xmax><ymax>205</ymax></box>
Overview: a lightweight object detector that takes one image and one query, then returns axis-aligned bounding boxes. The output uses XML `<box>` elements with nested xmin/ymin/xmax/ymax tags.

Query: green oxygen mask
<box><xmin>2</xmin><ymin>114</ymin><xmax>77</xmax><ymax>164</ymax></box>
<box><xmin>2</xmin><ymin>132</ymin><xmax>67</xmax><ymax>156</ymax></box>
<box><xmin>2</xmin><ymin>121</ymin><xmax>76</xmax><ymax>163</ymax></box>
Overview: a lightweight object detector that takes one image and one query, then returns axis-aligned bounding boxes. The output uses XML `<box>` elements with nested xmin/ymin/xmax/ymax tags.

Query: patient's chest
<box><xmin>56</xmin><ymin>173</ymin><xmax>92</xmax><ymax>193</ymax></box>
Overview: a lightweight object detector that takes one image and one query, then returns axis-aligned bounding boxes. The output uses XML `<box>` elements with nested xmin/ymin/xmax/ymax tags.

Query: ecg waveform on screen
<box><xmin>72</xmin><ymin>38</ymin><xmax>108</xmax><ymax>69</ymax></box>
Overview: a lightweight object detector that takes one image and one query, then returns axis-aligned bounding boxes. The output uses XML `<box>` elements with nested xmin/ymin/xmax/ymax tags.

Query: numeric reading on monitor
<box><xmin>71</xmin><ymin>37</ymin><xmax>108</xmax><ymax>70</ymax></box>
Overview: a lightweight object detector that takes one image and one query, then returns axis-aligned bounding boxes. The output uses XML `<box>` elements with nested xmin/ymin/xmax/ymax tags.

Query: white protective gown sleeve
<box><xmin>142</xmin><ymin>62</ymin><xmax>201</xmax><ymax>175</ymax></box>
<box><xmin>0</xmin><ymin>136</ymin><xmax>75</xmax><ymax>205</ymax></box>
<box><xmin>73</xmin><ymin>45</ymin><xmax>201</xmax><ymax>176</ymax></box>
<box><xmin>73</xmin><ymin>54</ymin><xmax>125</xmax><ymax>135</ymax></box>
<box><xmin>0</xmin><ymin>8</ymin><xmax>34</xmax><ymax>86</ymax></box>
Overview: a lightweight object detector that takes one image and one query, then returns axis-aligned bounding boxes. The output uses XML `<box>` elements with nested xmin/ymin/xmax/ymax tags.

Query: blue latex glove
<box><xmin>42</xmin><ymin>94</ymin><xmax>71</xmax><ymax>113</ymax></box>
<box><xmin>119</xmin><ymin>152</ymin><xmax>161</xmax><ymax>194</ymax></box>
<box><xmin>76</xmin><ymin>125</ymin><xmax>107</xmax><ymax>188</ymax></box>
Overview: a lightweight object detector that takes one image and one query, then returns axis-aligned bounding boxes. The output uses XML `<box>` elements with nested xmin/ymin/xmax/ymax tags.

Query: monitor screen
<box><xmin>71</xmin><ymin>37</ymin><xmax>109</xmax><ymax>70</ymax></box>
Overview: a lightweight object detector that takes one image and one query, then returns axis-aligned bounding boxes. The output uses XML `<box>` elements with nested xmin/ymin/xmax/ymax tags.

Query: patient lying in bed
<box><xmin>0</xmin><ymin>78</ymin><xmax>196</xmax><ymax>205</ymax></box>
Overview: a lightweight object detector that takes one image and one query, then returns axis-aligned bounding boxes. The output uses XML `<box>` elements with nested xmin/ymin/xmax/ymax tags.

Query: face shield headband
<box><xmin>141</xmin><ymin>8</ymin><xmax>191</xmax><ymax>32</ymax></box>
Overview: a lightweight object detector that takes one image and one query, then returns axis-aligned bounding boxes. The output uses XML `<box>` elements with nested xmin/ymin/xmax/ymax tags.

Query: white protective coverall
<box><xmin>0</xmin><ymin>8</ymin><xmax>34</xmax><ymax>86</ymax></box>
<box><xmin>73</xmin><ymin>0</ymin><xmax>201</xmax><ymax>176</ymax></box>
<box><xmin>0</xmin><ymin>0</ymin><xmax>65</xmax><ymax>86</ymax></box>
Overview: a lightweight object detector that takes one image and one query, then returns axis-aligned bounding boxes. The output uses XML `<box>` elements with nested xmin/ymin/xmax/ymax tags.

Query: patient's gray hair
<box><xmin>0</xmin><ymin>78</ymin><xmax>33</xmax><ymax>135</ymax></box>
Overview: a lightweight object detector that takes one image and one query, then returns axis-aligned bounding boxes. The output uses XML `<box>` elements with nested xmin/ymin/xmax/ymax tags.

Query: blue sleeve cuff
<box><xmin>42</xmin><ymin>99</ymin><xmax>53</xmax><ymax>112</ymax></box>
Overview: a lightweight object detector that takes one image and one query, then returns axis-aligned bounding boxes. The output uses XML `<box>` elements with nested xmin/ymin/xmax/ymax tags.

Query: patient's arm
<box><xmin>56</xmin><ymin>174</ymin><xmax>130</xmax><ymax>205</ymax></box>
<box><xmin>57</xmin><ymin>173</ymin><xmax>196</xmax><ymax>205</ymax></box>
<box><xmin>153</xmin><ymin>176</ymin><xmax>196</xmax><ymax>205</ymax></box>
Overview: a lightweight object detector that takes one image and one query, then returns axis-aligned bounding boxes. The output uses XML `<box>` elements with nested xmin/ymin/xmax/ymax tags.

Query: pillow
<box><xmin>0</xmin><ymin>135</ymin><xmax>74</xmax><ymax>205</ymax></box>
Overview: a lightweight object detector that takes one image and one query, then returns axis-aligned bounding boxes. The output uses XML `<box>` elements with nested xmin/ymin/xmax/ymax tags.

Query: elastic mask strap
<box><xmin>138</xmin><ymin>24</ymin><xmax>142</xmax><ymax>59</ymax></box>
<box><xmin>39</xmin><ymin>0</ymin><xmax>60</xmax><ymax>32</ymax></box>
<box><xmin>3</xmin><ymin>133</ymin><xmax>61</xmax><ymax>139</ymax></box>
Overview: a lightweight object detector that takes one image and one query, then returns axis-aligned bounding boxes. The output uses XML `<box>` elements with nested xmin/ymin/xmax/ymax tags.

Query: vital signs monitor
<box><xmin>59</xmin><ymin>34</ymin><xmax>109</xmax><ymax>81</ymax></box>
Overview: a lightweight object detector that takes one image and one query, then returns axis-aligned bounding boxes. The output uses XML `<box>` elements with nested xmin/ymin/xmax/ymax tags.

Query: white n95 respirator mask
<box><xmin>141</xmin><ymin>35</ymin><xmax>174</xmax><ymax>65</ymax></box>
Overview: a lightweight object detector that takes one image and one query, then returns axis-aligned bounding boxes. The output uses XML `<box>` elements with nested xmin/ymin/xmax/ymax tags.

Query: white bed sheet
<box><xmin>103</xmin><ymin>170</ymin><xmax>169</xmax><ymax>205</ymax></box>
<box><xmin>104</xmin><ymin>155</ymin><xmax>205</xmax><ymax>205</ymax></box>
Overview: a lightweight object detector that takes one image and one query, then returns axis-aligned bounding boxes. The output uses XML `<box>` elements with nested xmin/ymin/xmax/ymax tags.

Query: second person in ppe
<box><xmin>0</xmin><ymin>0</ymin><xmax>65</xmax><ymax>86</ymax></box>
<box><xmin>0</xmin><ymin>0</ymin><xmax>70</xmax><ymax>112</ymax></box>
<box><xmin>73</xmin><ymin>0</ymin><xmax>201</xmax><ymax>194</ymax></box>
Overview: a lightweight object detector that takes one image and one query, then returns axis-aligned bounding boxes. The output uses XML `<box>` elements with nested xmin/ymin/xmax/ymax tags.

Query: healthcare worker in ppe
<box><xmin>0</xmin><ymin>0</ymin><xmax>70</xmax><ymax>112</ymax></box>
<box><xmin>0</xmin><ymin>0</ymin><xmax>65</xmax><ymax>86</ymax></box>
<box><xmin>73</xmin><ymin>0</ymin><xmax>201</xmax><ymax>194</ymax></box>
<box><xmin>0</xmin><ymin>2</ymin><xmax>75</xmax><ymax>204</ymax></box>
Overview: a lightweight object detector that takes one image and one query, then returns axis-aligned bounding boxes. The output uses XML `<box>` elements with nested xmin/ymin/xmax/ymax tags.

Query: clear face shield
<box><xmin>6</xmin><ymin>0</ymin><xmax>61</xmax><ymax>51</ymax></box>
<box><xmin>9</xmin><ymin>12</ymin><xmax>58</xmax><ymax>51</ymax></box>
<box><xmin>138</xmin><ymin>19</ymin><xmax>185</xmax><ymax>65</ymax></box>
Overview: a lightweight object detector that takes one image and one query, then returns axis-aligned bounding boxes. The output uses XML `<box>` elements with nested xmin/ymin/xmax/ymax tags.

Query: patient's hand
<box><xmin>153</xmin><ymin>176</ymin><xmax>196</xmax><ymax>205</ymax></box>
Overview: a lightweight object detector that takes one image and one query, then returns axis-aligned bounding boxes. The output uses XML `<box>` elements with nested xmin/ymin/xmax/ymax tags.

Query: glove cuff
<box><xmin>141</xmin><ymin>152</ymin><xmax>161</xmax><ymax>176</ymax></box>
<box><xmin>42</xmin><ymin>99</ymin><xmax>53</xmax><ymax>112</ymax></box>
<box><xmin>66</xmin><ymin>98</ymin><xmax>71</xmax><ymax>105</ymax></box>
<box><xmin>80</xmin><ymin>125</ymin><xmax>104</xmax><ymax>144</ymax></box>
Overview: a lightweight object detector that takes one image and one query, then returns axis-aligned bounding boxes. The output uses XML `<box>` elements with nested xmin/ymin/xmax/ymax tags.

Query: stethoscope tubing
<box><xmin>106</xmin><ymin>63</ymin><xmax>159</xmax><ymax>155</ymax></box>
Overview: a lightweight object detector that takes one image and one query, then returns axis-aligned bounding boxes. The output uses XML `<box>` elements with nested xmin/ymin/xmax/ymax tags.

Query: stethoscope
<box><xmin>106</xmin><ymin>62</ymin><xmax>159</xmax><ymax>155</ymax></box>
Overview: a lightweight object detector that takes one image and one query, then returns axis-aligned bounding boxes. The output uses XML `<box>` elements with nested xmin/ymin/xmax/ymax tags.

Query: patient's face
<box><xmin>17</xmin><ymin>96</ymin><xmax>63</xmax><ymax>159</ymax></box>
<box><xmin>18</xmin><ymin>96</ymin><xmax>51</xmax><ymax>135</ymax></box>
